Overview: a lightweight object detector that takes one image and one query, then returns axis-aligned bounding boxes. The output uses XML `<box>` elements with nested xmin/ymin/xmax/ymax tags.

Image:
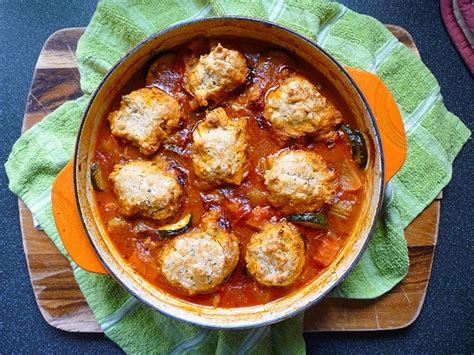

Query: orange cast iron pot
<box><xmin>52</xmin><ymin>17</ymin><xmax>406</xmax><ymax>329</ymax></box>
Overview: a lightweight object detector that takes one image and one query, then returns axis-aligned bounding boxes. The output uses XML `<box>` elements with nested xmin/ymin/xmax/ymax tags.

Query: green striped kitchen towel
<box><xmin>6</xmin><ymin>0</ymin><xmax>470</xmax><ymax>353</ymax></box>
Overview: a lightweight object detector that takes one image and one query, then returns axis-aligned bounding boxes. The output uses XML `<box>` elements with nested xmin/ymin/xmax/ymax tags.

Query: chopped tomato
<box><xmin>222</xmin><ymin>197</ymin><xmax>250</xmax><ymax>221</ymax></box>
<box><xmin>246</xmin><ymin>188</ymin><xmax>268</xmax><ymax>206</ymax></box>
<box><xmin>251</xmin><ymin>282</ymin><xmax>272</xmax><ymax>304</ymax></box>
<box><xmin>128</xmin><ymin>251</ymin><xmax>160</xmax><ymax>281</ymax></box>
<box><xmin>245</xmin><ymin>206</ymin><xmax>272</xmax><ymax>228</ymax></box>
<box><xmin>128</xmin><ymin>241</ymin><xmax>160</xmax><ymax>280</ymax></box>
<box><xmin>313</xmin><ymin>235</ymin><xmax>342</xmax><ymax>268</ymax></box>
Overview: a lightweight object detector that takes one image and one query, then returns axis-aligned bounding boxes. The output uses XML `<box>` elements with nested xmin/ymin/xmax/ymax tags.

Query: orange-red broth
<box><xmin>93</xmin><ymin>38</ymin><xmax>367</xmax><ymax>308</ymax></box>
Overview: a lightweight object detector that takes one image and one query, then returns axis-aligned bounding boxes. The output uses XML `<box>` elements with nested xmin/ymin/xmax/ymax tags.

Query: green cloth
<box><xmin>6</xmin><ymin>0</ymin><xmax>470</xmax><ymax>353</ymax></box>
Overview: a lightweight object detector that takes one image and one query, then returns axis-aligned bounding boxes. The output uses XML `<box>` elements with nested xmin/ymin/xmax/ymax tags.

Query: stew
<box><xmin>92</xmin><ymin>37</ymin><xmax>367</xmax><ymax>308</ymax></box>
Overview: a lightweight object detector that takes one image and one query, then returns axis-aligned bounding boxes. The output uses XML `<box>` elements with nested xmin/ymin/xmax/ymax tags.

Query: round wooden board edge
<box><xmin>18</xmin><ymin>27</ymin><xmax>102</xmax><ymax>333</ymax></box>
<box><xmin>17</xmin><ymin>25</ymin><xmax>439</xmax><ymax>334</ymax></box>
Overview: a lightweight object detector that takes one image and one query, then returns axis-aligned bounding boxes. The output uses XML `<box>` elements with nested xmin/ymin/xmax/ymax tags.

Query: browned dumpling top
<box><xmin>109</xmin><ymin>158</ymin><xmax>182</xmax><ymax>220</ymax></box>
<box><xmin>245</xmin><ymin>221</ymin><xmax>306</xmax><ymax>287</ymax></box>
<box><xmin>263</xmin><ymin>149</ymin><xmax>336</xmax><ymax>213</ymax></box>
<box><xmin>192</xmin><ymin>107</ymin><xmax>248</xmax><ymax>186</ymax></box>
<box><xmin>160</xmin><ymin>211</ymin><xmax>240</xmax><ymax>294</ymax></box>
<box><xmin>108</xmin><ymin>87</ymin><xmax>180</xmax><ymax>155</ymax></box>
<box><xmin>185</xmin><ymin>43</ymin><xmax>248</xmax><ymax>107</ymax></box>
<box><xmin>264</xmin><ymin>75</ymin><xmax>342</xmax><ymax>140</ymax></box>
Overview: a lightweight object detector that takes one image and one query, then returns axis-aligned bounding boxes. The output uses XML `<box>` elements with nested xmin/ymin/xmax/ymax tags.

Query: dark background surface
<box><xmin>1</xmin><ymin>0</ymin><xmax>472</xmax><ymax>353</ymax></box>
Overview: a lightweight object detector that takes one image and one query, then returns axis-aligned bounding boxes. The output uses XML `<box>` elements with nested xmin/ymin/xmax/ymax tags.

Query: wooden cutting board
<box><xmin>19</xmin><ymin>25</ymin><xmax>440</xmax><ymax>333</ymax></box>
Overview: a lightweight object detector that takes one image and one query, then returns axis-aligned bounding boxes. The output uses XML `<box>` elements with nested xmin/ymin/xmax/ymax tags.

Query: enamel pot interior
<box><xmin>75</xmin><ymin>17</ymin><xmax>384</xmax><ymax>329</ymax></box>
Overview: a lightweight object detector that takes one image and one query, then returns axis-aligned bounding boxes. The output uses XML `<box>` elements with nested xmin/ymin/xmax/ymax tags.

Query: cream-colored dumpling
<box><xmin>263</xmin><ymin>149</ymin><xmax>336</xmax><ymax>213</ymax></box>
<box><xmin>160</xmin><ymin>211</ymin><xmax>240</xmax><ymax>294</ymax></box>
<box><xmin>108</xmin><ymin>87</ymin><xmax>180</xmax><ymax>155</ymax></box>
<box><xmin>192</xmin><ymin>108</ymin><xmax>248</xmax><ymax>186</ymax></box>
<box><xmin>185</xmin><ymin>43</ymin><xmax>248</xmax><ymax>106</ymax></box>
<box><xmin>264</xmin><ymin>75</ymin><xmax>342</xmax><ymax>140</ymax></box>
<box><xmin>109</xmin><ymin>158</ymin><xmax>182</xmax><ymax>220</ymax></box>
<box><xmin>245</xmin><ymin>221</ymin><xmax>306</xmax><ymax>287</ymax></box>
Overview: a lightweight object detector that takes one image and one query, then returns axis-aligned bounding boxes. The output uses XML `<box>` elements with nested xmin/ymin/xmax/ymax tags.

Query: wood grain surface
<box><xmin>19</xmin><ymin>26</ymin><xmax>440</xmax><ymax>333</ymax></box>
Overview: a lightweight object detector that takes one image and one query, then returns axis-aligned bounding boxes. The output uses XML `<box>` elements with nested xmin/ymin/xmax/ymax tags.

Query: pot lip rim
<box><xmin>73</xmin><ymin>15</ymin><xmax>385</xmax><ymax>329</ymax></box>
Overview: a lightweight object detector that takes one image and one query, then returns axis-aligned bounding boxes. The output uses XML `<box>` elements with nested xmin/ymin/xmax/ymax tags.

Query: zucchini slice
<box><xmin>354</xmin><ymin>131</ymin><xmax>368</xmax><ymax>169</ymax></box>
<box><xmin>341</xmin><ymin>124</ymin><xmax>368</xmax><ymax>169</ymax></box>
<box><xmin>91</xmin><ymin>161</ymin><xmax>107</xmax><ymax>192</ymax></box>
<box><xmin>341</xmin><ymin>125</ymin><xmax>358</xmax><ymax>158</ymax></box>
<box><xmin>287</xmin><ymin>213</ymin><xmax>327</xmax><ymax>229</ymax></box>
<box><xmin>158</xmin><ymin>213</ymin><xmax>192</xmax><ymax>238</ymax></box>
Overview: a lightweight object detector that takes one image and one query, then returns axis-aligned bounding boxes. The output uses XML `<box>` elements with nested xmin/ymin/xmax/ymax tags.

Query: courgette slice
<box><xmin>158</xmin><ymin>213</ymin><xmax>192</xmax><ymax>238</ymax></box>
<box><xmin>91</xmin><ymin>161</ymin><xmax>107</xmax><ymax>192</ymax></box>
<box><xmin>354</xmin><ymin>131</ymin><xmax>368</xmax><ymax>169</ymax></box>
<box><xmin>287</xmin><ymin>213</ymin><xmax>327</xmax><ymax>229</ymax></box>
<box><xmin>341</xmin><ymin>125</ymin><xmax>358</xmax><ymax>158</ymax></box>
<box><xmin>341</xmin><ymin>124</ymin><xmax>368</xmax><ymax>170</ymax></box>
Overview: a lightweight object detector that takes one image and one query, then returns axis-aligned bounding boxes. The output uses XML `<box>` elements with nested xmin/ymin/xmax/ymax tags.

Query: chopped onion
<box><xmin>328</xmin><ymin>201</ymin><xmax>353</xmax><ymax>220</ymax></box>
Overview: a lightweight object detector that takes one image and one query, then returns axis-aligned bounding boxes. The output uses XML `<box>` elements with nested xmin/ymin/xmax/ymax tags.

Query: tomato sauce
<box><xmin>92</xmin><ymin>37</ymin><xmax>367</xmax><ymax>308</ymax></box>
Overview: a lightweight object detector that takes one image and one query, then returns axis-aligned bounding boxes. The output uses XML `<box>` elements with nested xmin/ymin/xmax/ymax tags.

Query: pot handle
<box><xmin>345</xmin><ymin>67</ymin><xmax>407</xmax><ymax>184</ymax></box>
<box><xmin>52</xmin><ymin>160</ymin><xmax>108</xmax><ymax>274</ymax></box>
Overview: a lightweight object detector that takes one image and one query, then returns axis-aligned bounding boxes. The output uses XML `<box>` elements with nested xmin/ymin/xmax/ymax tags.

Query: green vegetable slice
<box><xmin>287</xmin><ymin>213</ymin><xmax>327</xmax><ymax>229</ymax></box>
<box><xmin>341</xmin><ymin>125</ymin><xmax>358</xmax><ymax>158</ymax></box>
<box><xmin>354</xmin><ymin>131</ymin><xmax>368</xmax><ymax>169</ymax></box>
<box><xmin>341</xmin><ymin>124</ymin><xmax>368</xmax><ymax>170</ymax></box>
<box><xmin>91</xmin><ymin>161</ymin><xmax>107</xmax><ymax>192</ymax></box>
<box><xmin>158</xmin><ymin>213</ymin><xmax>192</xmax><ymax>238</ymax></box>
